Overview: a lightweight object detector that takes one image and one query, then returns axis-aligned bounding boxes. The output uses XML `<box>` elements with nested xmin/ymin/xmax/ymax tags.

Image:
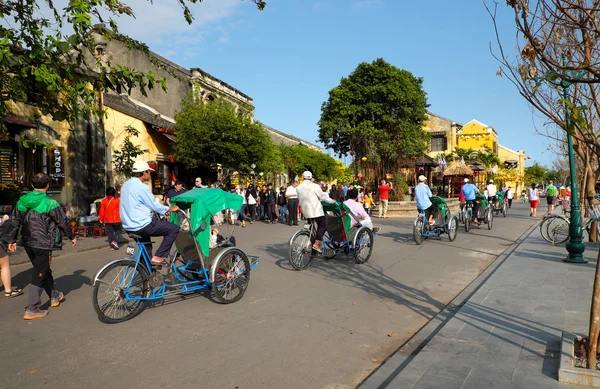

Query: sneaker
<box><xmin>50</xmin><ymin>291</ymin><xmax>65</xmax><ymax>307</ymax></box>
<box><xmin>110</xmin><ymin>241</ymin><xmax>119</xmax><ymax>250</ymax></box>
<box><xmin>24</xmin><ymin>307</ymin><xmax>48</xmax><ymax>320</ymax></box>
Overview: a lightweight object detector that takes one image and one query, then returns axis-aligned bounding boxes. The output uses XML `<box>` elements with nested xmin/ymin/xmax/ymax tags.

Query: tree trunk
<box><xmin>590</xmin><ymin>247</ymin><xmax>600</xmax><ymax>368</ymax></box>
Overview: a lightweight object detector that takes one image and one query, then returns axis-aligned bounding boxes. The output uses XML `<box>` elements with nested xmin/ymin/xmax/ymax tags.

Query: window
<box><xmin>431</xmin><ymin>136</ymin><xmax>447</xmax><ymax>152</ymax></box>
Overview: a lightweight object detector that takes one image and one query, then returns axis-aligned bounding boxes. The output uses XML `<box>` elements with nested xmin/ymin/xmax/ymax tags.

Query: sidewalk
<box><xmin>9</xmin><ymin>235</ymin><xmax>130</xmax><ymax>266</ymax></box>
<box><xmin>360</xmin><ymin>221</ymin><xmax>596</xmax><ymax>389</ymax></box>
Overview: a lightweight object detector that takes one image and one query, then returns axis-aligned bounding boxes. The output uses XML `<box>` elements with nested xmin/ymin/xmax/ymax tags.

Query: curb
<box><xmin>358</xmin><ymin>219</ymin><xmax>542</xmax><ymax>389</ymax></box>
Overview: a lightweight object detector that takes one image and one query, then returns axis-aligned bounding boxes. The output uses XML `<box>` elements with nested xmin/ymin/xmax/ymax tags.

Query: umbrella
<box><xmin>444</xmin><ymin>161</ymin><xmax>474</xmax><ymax>176</ymax></box>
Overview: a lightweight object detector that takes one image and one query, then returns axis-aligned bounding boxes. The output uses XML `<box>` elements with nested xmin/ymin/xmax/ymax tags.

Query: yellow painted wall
<box><xmin>457</xmin><ymin>120</ymin><xmax>498</xmax><ymax>152</ymax></box>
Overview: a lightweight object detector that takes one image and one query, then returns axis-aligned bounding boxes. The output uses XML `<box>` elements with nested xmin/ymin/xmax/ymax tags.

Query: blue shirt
<box><xmin>462</xmin><ymin>183</ymin><xmax>479</xmax><ymax>201</ymax></box>
<box><xmin>415</xmin><ymin>183</ymin><xmax>433</xmax><ymax>210</ymax></box>
<box><xmin>120</xmin><ymin>177</ymin><xmax>169</xmax><ymax>231</ymax></box>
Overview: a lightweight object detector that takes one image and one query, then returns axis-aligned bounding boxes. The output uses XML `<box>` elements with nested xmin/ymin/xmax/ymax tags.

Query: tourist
<box><xmin>546</xmin><ymin>180</ymin><xmax>558</xmax><ymax>213</ymax></box>
<box><xmin>7</xmin><ymin>173</ymin><xmax>77</xmax><ymax>320</ymax></box>
<box><xmin>414</xmin><ymin>175</ymin><xmax>436</xmax><ymax>225</ymax></box>
<box><xmin>236</xmin><ymin>186</ymin><xmax>247</xmax><ymax>227</ymax></box>
<box><xmin>194</xmin><ymin>177</ymin><xmax>207</xmax><ymax>188</ymax></box>
<box><xmin>0</xmin><ymin>214</ymin><xmax>23</xmax><ymax>299</ymax></box>
<box><xmin>165</xmin><ymin>179</ymin><xmax>187</xmax><ymax>206</ymax></box>
<box><xmin>258</xmin><ymin>185</ymin><xmax>267</xmax><ymax>220</ymax></box>
<box><xmin>264</xmin><ymin>183</ymin><xmax>277</xmax><ymax>223</ymax></box>
<box><xmin>529</xmin><ymin>183</ymin><xmax>539</xmax><ymax>217</ymax></box>
<box><xmin>98</xmin><ymin>186</ymin><xmax>122</xmax><ymax>250</ymax></box>
<box><xmin>506</xmin><ymin>186</ymin><xmax>514</xmax><ymax>208</ymax></box>
<box><xmin>377</xmin><ymin>179</ymin><xmax>392</xmax><ymax>218</ymax></box>
<box><xmin>245</xmin><ymin>184</ymin><xmax>258</xmax><ymax>224</ymax></box>
<box><xmin>277</xmin><ymin>186</ymin><xmax>287</xmax><ymax>224</ymax></box>
<box><xmin>344</xmin><ymin>188</ymin><xmax>379</xmax><ymax>232</ymax></box>
<box><xmin>363</xmin><ymin>190</ymin><xmax>374</xmax><ymax>216</ymax></box>
<box><xmin>286</xmin><ymin>180</ymin><xmax>299</xmax><ymax>226</ymax></box>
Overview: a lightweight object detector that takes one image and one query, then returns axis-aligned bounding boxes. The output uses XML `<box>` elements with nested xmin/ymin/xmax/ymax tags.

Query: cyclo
<box><xmin>92</xmin><ymin>188</ymin><xmax>259</xmax><ymax>323</ymax></box>
<box><xmin>413</xmin><ymin>196</ymin><xmax>458</xmax><ymax>244</ymax></box>
<box><xmin>492</xmin><ymin>190</ymin><xmax>508</xmax><ymax>218</ymax></box>
<box><xmin>463</xmin><ymin>194</ymin><xmax>493</xmax><ymax>232</ymax></box>
<box><xmin>288</xmin><ymin>201</ymin><xmax>375</xmax><ymax>270</ymax></box>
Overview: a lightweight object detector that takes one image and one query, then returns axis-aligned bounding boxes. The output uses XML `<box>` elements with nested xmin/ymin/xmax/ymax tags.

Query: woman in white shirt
<box><xmin>528</xmin><ymin>183</ymin><xmax>539</xmax><ymax>217</ymax></box>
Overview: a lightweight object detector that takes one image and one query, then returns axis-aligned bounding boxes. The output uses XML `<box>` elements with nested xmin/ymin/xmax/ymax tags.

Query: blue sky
<box><xmin>123</xmin><ymin>0</ymin><xmax>552</xmax><ymax>167</ymax></box>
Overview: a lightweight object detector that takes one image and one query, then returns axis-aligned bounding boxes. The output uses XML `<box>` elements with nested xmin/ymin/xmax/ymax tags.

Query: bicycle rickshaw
<box><xmin>463</xmin><ymin>194</ymin><xmax>493</xmax><ymax>232</ymax></box>
<box><xmin>288</xmin><ymin>201</ymin><xmax>375</xmax><ymax>270</ymax></box>
<box><xmin>492</xmin><ymin>190</ymin><xmax>508</xmax><ymax>218</ymax></box>
<box><xmin>413</xmin><ymin>197</ymin><xmax>458</xmax><ymax>245</ymax></box>
<box><xmin>92</xmin><ymin>188</ymin><xmax>260</xmax><ymax>323</ymax></box>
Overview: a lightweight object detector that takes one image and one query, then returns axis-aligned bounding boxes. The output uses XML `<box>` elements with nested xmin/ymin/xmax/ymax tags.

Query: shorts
<box><xmin>529</xmin><ymin>200</ymin><xmax>539</xmax><ymax>208</ymax></box>
<box><xmin>547</xmin><ymin>196</ymin><xmax>555</xmax><ymax>205</ymax></box>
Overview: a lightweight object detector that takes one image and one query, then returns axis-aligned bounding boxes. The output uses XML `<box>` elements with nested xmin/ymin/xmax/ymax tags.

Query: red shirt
<box><xmin>378</xmin><ymin>184</ymin><xmax>391</xmax><ymax>200</ymax></box>
<box><xmin>459</xmin><ymin>184</ymin><xmax>465</xmax><ymax>202</ymax></box>
<box><xmin>99</xmin><ymin>196</ymin><xmax>121</xmax><ymax>224</ymax></box>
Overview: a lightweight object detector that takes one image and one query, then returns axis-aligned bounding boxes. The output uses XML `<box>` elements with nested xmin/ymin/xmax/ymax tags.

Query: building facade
<box><xmin>422</xmin><ymin>112</ymin><xmax>463</xmax><ymax>158</ymax></box>
<box><xmin>456</xmin><ymin>119</ymin><xmax>498</xmax><ymax>153</ymax></box>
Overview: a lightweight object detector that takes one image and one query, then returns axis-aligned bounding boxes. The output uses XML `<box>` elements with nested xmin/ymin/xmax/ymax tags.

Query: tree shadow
<box><xmin>53</xmin><ymin>269</ymin><xmax>92</xmax><ymax>296</ymax></box>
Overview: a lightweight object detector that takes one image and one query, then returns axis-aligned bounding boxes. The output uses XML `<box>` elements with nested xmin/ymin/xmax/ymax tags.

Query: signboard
<box><xmin>48</xmin><ymin>147</ymin><xmax>65</xmax><ymax>187</ymax></box>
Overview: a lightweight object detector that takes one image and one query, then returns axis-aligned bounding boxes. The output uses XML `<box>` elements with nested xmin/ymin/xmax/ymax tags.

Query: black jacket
<box><xmin>7</xmin><ymin>191</ymin><xmax>74</xmax><ymax>250</ymax></box>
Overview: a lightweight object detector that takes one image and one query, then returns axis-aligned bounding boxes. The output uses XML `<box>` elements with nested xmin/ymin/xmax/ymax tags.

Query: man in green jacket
<box><xmin>7</xmin><ymin>173</ymin><xmax>76</xmax><ymax>320</ymax></box>
<box><xmin>546</xmin><ymin>181</ymin><xmax>558</xmax><ymax>214</ymax></box>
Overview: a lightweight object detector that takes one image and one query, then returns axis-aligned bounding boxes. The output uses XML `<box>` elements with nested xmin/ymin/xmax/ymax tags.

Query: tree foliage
<box><xmin>279</xmin><ymin>144</ymin><xmax>338</xmax><ymax>181</ymax></box>
<box><xmin>0</xmin><ymin>0</ymin><xmax>266</xmax><ymax>126</ymax></box>
<box><xmin>173</xmin><ymin>95</ymin><xmax>279</xmax><ymax>180</ymax></box>
<box><xmin>112</xmin><ymin>126</ymin><xmax>147</xmax><ymax>178</ymax></box>
<box><xmin>524</xmin><ymin>162</ymin><xmax>547</xmax><ymax>185</ymax></box>
<box><xmin>318</xmin><ymin>58</ymin><xmax>430</xmax><ymax>174</ymax></box>
<box><xmin>476</xmin><ymin>149</ymin><xmax>502</xmax><ymax>174</ymax></box>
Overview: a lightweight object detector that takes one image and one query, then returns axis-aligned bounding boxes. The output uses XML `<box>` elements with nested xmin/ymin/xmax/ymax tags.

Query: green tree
<box><xmin>318</xmin><ymin>58</ymin><xmax>430</xmax><ymax>176</ymax></box>
<box><xmin>476</xmin><ymin>149</ymin><xmax>502</xmax><ymax>175</ymax></box>
<box><xmin>174</xmin><ymin>95</ymin><xmax>279</xmax><ymax>181</ymax></box>
<box><xmin>0</xmin><ymin>0</ymin><xmax>266</xmax><ymax>126</ymax></box>
<box><xmin>112</xmin><ymin>126</ymin><xmax>147</xmax><ymax>178</ymax></box>
<box><xmin>524</xmin><ymin>162</ymin><xmax>547</xmax><ymax>186</ymax></box>
<box><xmin>279</xmin><ymin>144</ymin><xmax>338</xmax><ymax>181</ymax></box>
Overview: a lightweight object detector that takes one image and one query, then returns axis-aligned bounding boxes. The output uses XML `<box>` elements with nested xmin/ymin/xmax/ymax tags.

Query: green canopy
<box><xmin>169</xmin><ymin>188</ymin><xmax>242</xmax><ymax>257</ymax></box>
<box><xmin>322</xmin><ymin>201</ymin><xmax>352</xmax><ymax>234</ymax></box>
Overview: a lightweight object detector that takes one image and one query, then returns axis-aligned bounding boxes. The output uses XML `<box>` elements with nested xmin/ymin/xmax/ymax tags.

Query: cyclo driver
<box><xmin>296</xmin><ymin>171</ymin><xmax>336</xmax><ymax>253</ymax></box>
<box><xmin>414</xmin><ymin>175</ymin><xmax>437</xmax><ymax>225</ymax></box>
<box><xmin>462</xmin><ymin>178</ymin><xmax>480</xmax><ymax>224</ymax></box>
<box><xmin>120</xmin><ymin>161</ymin><xmax>180</xmax><ymax>265</ymax></box>
<box><xmin>486</xmin><ymin>180</ymin><xmax>498</xmax><ymax>206</ymax></box>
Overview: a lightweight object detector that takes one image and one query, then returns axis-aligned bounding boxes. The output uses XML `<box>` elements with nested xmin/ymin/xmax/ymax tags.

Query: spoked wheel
<box><xmin>212</xmin><ymin>248</ymin><xmax>251</xmax><ymax>304</ymax></box>
<box><xmin>288</xmin><ymin>230</ymin><xmax>315</xmax><ymax>270</ymax></box>
<box><xmin>447</xmin><ymin>215</ymin><xmax>458</xmax><ymax>241</ymax></box>
<box><xmin>487</xmin><ymin>209</ymin><xmax>494</xmax><ymax>230</ymax></box>
<box><xmin>322</xmin><ymin>232</ymin><xmax>337</xmax><ymax>260</ymax></box>
<box><xmin>414</xmin><ymin>216</ymin><xmax>425</xmax><ymax>245</ymax></box>
<box><xmin>547</xmin><ymin>217</ymin><xmax>570</xmax><ymax>244</ymax></box>
<box><xmin>92</xmin><ymin>260</ymin><xmax>150</xmax><ymax>324</ymax></box>
<box><xmin>464</xmin><ymin>210</ymin><xmax>471</xmax><ymax>232</ymax></box>
<box><xmin>458</xmin><ymin>208</ymin><xmax>464</xmax><ymax>224</ymax></box>
<box><xmin>352</xmin><ymin>227</ymin><xmax>374</xmax><ymax>264</ymax></box>
<box><xmin>502</xmin><ymin>203</ymin><xmax>507</xmax><ymax>217</ymax></box>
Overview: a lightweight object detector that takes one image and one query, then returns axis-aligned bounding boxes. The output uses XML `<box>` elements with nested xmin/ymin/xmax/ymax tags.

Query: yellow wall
<box><xmin>457</xmin><ymin>120</ymin><xmax>498</xmax><ymax>152</ymax></box>
<box><xmin>497</xmin><ymin>144</ymin><xmax>526</xmax><ymax>194</ymax></box>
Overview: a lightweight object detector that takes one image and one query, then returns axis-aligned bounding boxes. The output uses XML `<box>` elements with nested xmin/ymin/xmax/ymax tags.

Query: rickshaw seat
<box><xmin>175</xmin><ymin>230</ymin><xmax>202</xmax><ymax>263</ymax></box>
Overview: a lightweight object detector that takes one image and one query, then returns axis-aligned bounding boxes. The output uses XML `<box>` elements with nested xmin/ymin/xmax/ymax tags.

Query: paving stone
<box><xmin>421</xmin><ymin>360</ymin><xmax>471</xmax><ymax>382</ymax></box>
<box><xmin>461</xmin><ymin>374</ymin><xmax>511</xmax><ymax>389</ymax></box>
<box><xmin>411</xmin><ymin>374</ymin><xmax>464</xmax><ymax>389</ymax></box>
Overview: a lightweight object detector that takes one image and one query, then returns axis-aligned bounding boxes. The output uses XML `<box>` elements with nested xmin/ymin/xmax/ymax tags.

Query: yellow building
<box><xmin>422</xmin><ymin>112</ymin><xmax>462</xmax><ymax>158</ymax></box>
<box><xmin>457</xmin><ymin>119</ymin><xmax>498</xmax><ymax>153</ymax></box>
<box><xmin>497</xmin><ymin>144</ymin><xmax>526</xmax><ymax>195</ymax></box>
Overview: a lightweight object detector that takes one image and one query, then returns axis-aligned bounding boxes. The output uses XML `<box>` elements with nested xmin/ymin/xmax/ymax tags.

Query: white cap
<box><xmin>132</xmin><ymin>161</ymin><xmax>154</xmax><ymax>173</ymax></box>
<box><xmin>303</xmin><ymin>171</ymin><xmax>313</xmax><ymax>180</ymax></box>
<box><xmin>464</xmin><ymin>178</ymin><xmax>469</xmax><ymax>183</ymax></box>
<box><xmin>488</xmin><ymin>180</ymin><xmax>494</xmax><ymax>183</ymax></box>
<box><xmin>418</xmin><ymin>175</ymin><xmax>427</xmax><ymax>182</ymax></box>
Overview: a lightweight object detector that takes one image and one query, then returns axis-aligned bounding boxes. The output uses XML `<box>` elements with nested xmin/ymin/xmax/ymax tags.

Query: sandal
<box><xmin>5</xmin><ymin>288</ymin><xmax>23</xmax><ymax>298</ymax></box>
<box><xmin>312</xmin><ymin>245</ymin><xmax>322</xmax><ymax>253</ymax></box>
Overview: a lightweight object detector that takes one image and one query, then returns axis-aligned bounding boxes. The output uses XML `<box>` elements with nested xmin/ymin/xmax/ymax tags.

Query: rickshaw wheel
<box><xmin>93</xmin><ymin>260</ymin><xmax>150</xmax><ymax>324</ymax></box>
<box><xmin>212</xmin><ymin>248</ymin><xmax>251</xmax><ymax>304</ymax></box>
<box><xmin>487</xmin><ymin>209</ymin><xmax>494</xmax><ymax>230</ymax></box>
<box><xmin>464</xmin><ymin>210</ymin><xmax>471</xmax><ymax>232</ymax></box>
<box><xmin>353</xmin><ymin>227</ymin><xmax>374</xmax><ymax>264</ymax></box>
<box><xmin>502</xmin><ymin>203</ymin><xmax>507</xmax><ymax>217</ymax></box>
<box><xmin>288</xmin><ymin>230</ymin><xmax>315</xmax><ymax>270</ymax></box>
<box><xmin>413</xmin><ymin>217</ymin><xmax>425</xmax><ymax>245</ymax></box>
<box><xmin>447</xmin><ymin>216</ymin><xmax>458</xmax><ymax>242</ymax></box>
<box><xmin>322</xmin><ymin>232</ymin><xmax>337</xmax><ymax>260</ymax></box>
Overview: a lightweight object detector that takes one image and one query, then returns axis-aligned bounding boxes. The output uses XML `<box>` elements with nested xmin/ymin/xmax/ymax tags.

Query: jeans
<box><xmin>106</xmin><ymin>222</ymin><xmax>122</xmax><ymax>246</ymax></box>
<box><xmin>287</xmin><ymin>198</ymin><xmax>299</xmax><ymax>225</ymax></box>
<box><xmin>279</xmin><ymin>204</ymin><xmax>287</xmax><ymax>223</ymax></box>
<box><xmin>25</xmin><ymin>247</ymin><xmax>58</xmax><ymax>310</ymax></box>
<box><xmin>129</xmin><ymin>218</ymin><xmax>179</xmax><ymax>259</ymax></box>
<box><xmin>238</xmin><ymin>204</ymin><xmax>246</xmax><ymax>222</ymax></box>
<box><xmin>258</xmin><ymin>204</ymin><xmax>265</xmax><ymax>219</ymax></box>
<box><xmin>266</xmin><ymin>203</ymin><xmax>276</xmax><ymax>222</ymax></box>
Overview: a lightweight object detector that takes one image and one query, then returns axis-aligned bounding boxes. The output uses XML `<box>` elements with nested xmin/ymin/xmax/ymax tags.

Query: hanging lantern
<box><xmin>168</xmin><ymin>155</ymin><xmax>175</xmax><ymax>163</ymax></box>
<box><xmin>361</xmin><ymin>156</ymin><xmax>367</xmax><ymax>162</ymax></box>
<box><xmin>350</xmin><ymin>151</ymin><xmax>354</xmax><ymax>156</ymax></box>
<box><xmin>527</xmin><ymin>156</ymin><xmax>531</xmax><ymax>160</ymax></box>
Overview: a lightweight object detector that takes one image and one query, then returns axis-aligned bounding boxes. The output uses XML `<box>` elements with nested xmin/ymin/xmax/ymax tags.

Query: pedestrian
<box><xmin>277</xmin><ymin>186</ymin><xmax>287</xmax><ymax>224</ymax></box>
<box><xmin>286</xmin><ymin>180</ymin><xmax>299</xmax><ymax>226</ymax></box>
<box><xmin>363</xmin><ymin>190</ymin><xmax>374</xmax><ymax>216</ymax></box>
<box><xmin>342</xmin><ymin>183</ymin><xmax>349</xmax><ymax>199</ymax></box>
<box><xmin>0</xmin><ymin>213</ymin><xmax>23</xmax><ymax>298</ymax></box>
<box><xmin>165</xmin><ymin>179</ymin><xmax>187</xmax><ymax>206</ymax></box>
<box><xmin>264</xmin><ymin>183</ymin><xmax>277</xmax><ymax>223</ymax></box>
<box><xmin>236</xmin><ymin>186</ymin><xmax>247</xmax><ymax>227</ymax></box>
<box><xmin>377</xmin><ymin>179</ymin><xmax>393</xmax><ymax>218</ymax></box>
<box><xmin>506</xmin><ymin>186</ymin><xmax>514</xmax><ymax>208</ymax></box>
<box><xmin>246</xmin><ymin>184</ymin><xmax>258</xmax><ymax>223</ymax></box>
<box><xmin>546</xmin><ymin>180</ymin><xmax>558</xmax><ymax>213</ymax></box>
<box><xmin>194</xmin><ymin>177</ymin><xmax>207</xmax><ymax>188</ymax></box>
<box><xmin>529</xmin><ymin>183</ymin><xmax>539</xmax><ymax>217</ymax></box>
<box><xmin>7</xmin><ymin>173</ymin><xmax>77</xmax><ymax>320</ymax></box>
<box><xmin>259</xmin><ymin>185</ymin><xmax>267</xmax><ymax>220</ymax></box>
<box><xmin>98</xmin><ymin>186</ymin><xmax>122</xmax><ymax>250</ymax></box>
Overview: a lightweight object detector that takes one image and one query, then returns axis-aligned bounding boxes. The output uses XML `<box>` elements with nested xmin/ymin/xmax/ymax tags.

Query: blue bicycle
<box><xmin>92</xmin><ymin>189</ymin><xmax>259</xmax><ymax>324</ymax></box>
<box><xmin>413</xmin><ymin>197</ymin><xmax>458</xmax><ymax>245</ymax></box>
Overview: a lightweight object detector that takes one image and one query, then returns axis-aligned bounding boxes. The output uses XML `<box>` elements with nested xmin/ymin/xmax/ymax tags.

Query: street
<box><xmin>0</xmin><ymin>203</ymin><xmax>537</xmax><ymax>389</ymax></box>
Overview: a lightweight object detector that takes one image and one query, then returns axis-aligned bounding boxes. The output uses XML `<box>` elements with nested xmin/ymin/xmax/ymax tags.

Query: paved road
<box><xmin>0</xmin><ymin>202</ymin><xmax>537</xmax><ymax>389</ymax></box>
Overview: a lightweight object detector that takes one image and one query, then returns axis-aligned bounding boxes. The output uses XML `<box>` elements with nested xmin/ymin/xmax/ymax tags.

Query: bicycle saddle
<box><xmin>127</xmin><ymin>232</ymin><xmax>151</xmax><ymax>242</ymax></box>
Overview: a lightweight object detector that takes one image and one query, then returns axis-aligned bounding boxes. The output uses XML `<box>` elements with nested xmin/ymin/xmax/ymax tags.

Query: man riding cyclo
<box><xmin>462</xmin><ymin>178</ymin><xmax>481</xmax><ymax>224</ymax></box>
<box><xmin>486</xmin><ymin>180</ymin><xmax>498</xmax><ymax>206</ymax></box>
<box><xmin>120</xmin><ymin>161</ymin><xmax>180</xmax><ymax>266</ymax></box>
<box><xmin>296</xmin><ymin>171</ymin><xmax>336</xmax><ymax>253</ymax></box>
<box><xmin>414</xmin><ymin>175</ymin><xmax>438</xmax><ymax>226</ymax></box>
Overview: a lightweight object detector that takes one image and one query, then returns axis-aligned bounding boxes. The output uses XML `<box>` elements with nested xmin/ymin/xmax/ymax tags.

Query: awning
<box><xmin>2</xmin><ymin>115</ymin><xmax>36</xmax><ymax>128</ymax></box>
<box><xmin>161</xmin><ymin>133</ymin><xmax>176</xmax><ymax>142</ymax></box>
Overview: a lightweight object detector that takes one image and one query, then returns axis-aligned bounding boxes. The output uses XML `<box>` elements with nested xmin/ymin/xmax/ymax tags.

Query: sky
<box><xmin>112</xmin><ymin>0</ymin><xmax>552</xmax><ymax>167</ymax></box>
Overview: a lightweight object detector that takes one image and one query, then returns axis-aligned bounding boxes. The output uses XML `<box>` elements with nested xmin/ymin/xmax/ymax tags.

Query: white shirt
<box><xmin>296</xmin><ymin>180</ymin><xmax>335</xmax><ymax>219</ymax></box>
<box><xmin>285</xmin><ymin>185</ymin><xmax>298</xmax><ymax>199</ymax></box>
<box><xmin>486</xmin><ymin>184</ymin><xmax>497</xmax><ymax>196</ymax></box>
<box><xmin>528</xmin><ymin>188</ymin><xmax>538</xmax><ymax>201</ymax></box>
<box><xmin>506</xmin><ymin>189</ymin><xmax>513</xmax><ymax>199</ymax></box>
<box><xmin>237</xmin><ymin>189</ymin><xmax>247</xmax><ymax>204</ymax></box>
